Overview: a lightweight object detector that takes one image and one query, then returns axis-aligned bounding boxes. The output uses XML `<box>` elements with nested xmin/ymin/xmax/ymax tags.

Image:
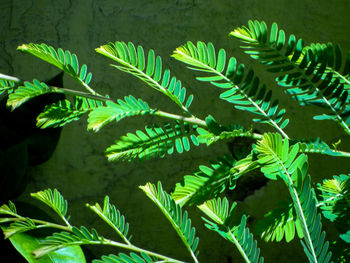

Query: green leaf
<box><xmin>255</xmin><ymin>200</ymin><xmax>304</xmax><ymax>242</ymax></box>
<box><xmin>140</xmin><ymin>182</ymin><xmax>199</xmax><ymax>260</ymax></box>
<box><xmin>7</xmin><ymin>79</ymin><xmax>56</xmax><ymax>110</ymax></box>
<box><xmin>88</xmin><ymin>96</ymin><xmax>154</xmax><ymax>132</ymax></box>
<box><xmin>36</xmin><ymin>97</ymin><xmax>104</xmax><ymax>128</ymax></box>
<box><xmin>105</xmin><ymin>121</ymin><xmax>199</xmax><ymax>162</ymax></box>
<box><xmin>198</xmin><ymin>197</ymin><xmax>264</xmax><ymax>263</ymax></box>
<box><xmin>31</xmin><ymin>189</ymin><xmax>69</xmax><ymax>223</ymax></box>
<box><xmin>7</xmin><ymin>232</ymin><xmax>86</xmax><ymax>263</ymax></box>
<box><xmin>230</xmin><ymin>20</ymin><xmax>350</xmax><ymax>135</ymax></box>
<box><xmin>93</xmin><ymin>252</ymin><xmax>154</xmax><ymax>263</ymax></box>
<box><xmin>317</xmin><ymin>174</ymin><xmax>350</xmax><ymax>228</ymax></box>
<box><xmin>96</xmin><ymin>41</ymin><xmax>194</xmax><ymax>113</ymax></box>
<box><xmin>172</xmin><ymin>154</ymin><xmax>258</xmax><ymax>206</ymax></box>
<box><xmin>295</xmin><ymin>137</ymin><xmax>350</xmax><ymax>158</ymax></box>
<box><xmin>173</xmin><ymin>41</ymin><xmax>289</xmax><ymax>136</ymax></box>
<box><xmin>18</xmin><ymin>43</ymin><xmax>93</xmax><ymax>85</ymax></box>
<box><xmin>33</xmin><ymin>227</ymin><xmax>102</xmax><ymax>258</ymax></box>
<box><xmin>256</xmin><ymin>133</ymin><xmax>332</xmax><ymax>262</ymax></box>
<box><xmin>86</xmin><ymin>196</ymin><xmax>131</xmax><ymax>244</ymax></box>
<box><xmin>0</xmin><ymin>75</ymin><xmax>16</xmax><ymax>96</ymax></box>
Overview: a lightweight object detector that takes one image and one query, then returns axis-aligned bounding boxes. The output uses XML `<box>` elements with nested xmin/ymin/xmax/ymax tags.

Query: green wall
<box><xmin>1</xmin><ymin>0</ymin><xmax>350</xmax><ymax>262</ymax></box>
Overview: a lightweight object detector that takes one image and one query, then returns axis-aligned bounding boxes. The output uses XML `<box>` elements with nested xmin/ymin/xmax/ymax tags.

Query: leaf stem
<box><xmin>2</xmin><ymin>217</ymin><xmax>72</xmax><ymax>232</ymax></box>
<box><xmin>227</xmin><ymin>228</ymin><xmax>251</xmax><ymax>263</ymax></box>
<box><xmin>154</xmin><ymin>110</ymin><xmax>207</xmax><ymax>128</ymax></box>
<box><xmin>0</xmin><ymin>73</ymin><xmax>21</xmax><ymax>83</ymax></box>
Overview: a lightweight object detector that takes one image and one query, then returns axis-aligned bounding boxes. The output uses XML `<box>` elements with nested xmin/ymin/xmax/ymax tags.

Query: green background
<box><xmin>1</xmin><ymin>0</ymin><xmax>350</xmax><ymax>262</ymax></box>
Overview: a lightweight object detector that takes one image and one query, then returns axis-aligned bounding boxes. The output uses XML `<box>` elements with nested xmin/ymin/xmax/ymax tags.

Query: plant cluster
<box><xmin>0</xmin><ymin>20</ymin><xmax>349</xmax><ymax>262</ymax></box>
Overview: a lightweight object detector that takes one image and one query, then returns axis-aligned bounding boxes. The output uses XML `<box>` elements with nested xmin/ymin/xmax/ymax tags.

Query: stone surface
<box><xmin>1</xmin><ymin>0</ymin><xmax>350</xmax><ymax>262</ymax></box>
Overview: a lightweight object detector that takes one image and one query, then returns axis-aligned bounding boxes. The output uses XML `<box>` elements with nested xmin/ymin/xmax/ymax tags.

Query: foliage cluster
<box><xmin>1</xmin><ymin>20</ymin><xmax>350</xmax><ymax>262</ymax></box>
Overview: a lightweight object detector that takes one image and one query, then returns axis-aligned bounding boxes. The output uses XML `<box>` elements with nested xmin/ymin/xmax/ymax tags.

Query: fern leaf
<box><xmin>295</xmin><ymin>137</ymin><xmax>350</xmax><ymax>158</ymax></box>
<box><xmin>105</xmin><ymin>121</ymin><xmax>200</xmax><ymax>162</ymax></box>
<box><xmin>36</xmin><ymin>96</ymin><xmax>103</xmax><ymax>128</ymax></box>
<box><xmin>255</xmin><ymin>200</ymin><xmax>304</xmax><ymax>242</ymax></box>
<box><xmin>18</xmin><ymin>43</ymin><xmax>93</xmax><ymax>87</ymax></box>
<box><xmin>6</xmin><ymin>79</ymin><xmax>58</xmax><ymax>110</ymax></box>
<box><xmin>256</xmin><ymin>133</ymin><xmax>332</xmax><ymax>262</ymax></box>
<box><xmin>87</xmin><ymin>196</ymin><xmax>131</xmax><ymax>244</ymax></box>
<box><xmin>140</xmin><ymin>182</ymin><xmax>199</xmax><ymax>261</ymax></box>
<box><xmin>93</xmin><ymin>252</ymin><xmax>154</xmax><ymax>263</ymax></box>
<box><xmin>196</xmin><ymin>125</ymin><xmax>255</xmax><ymax>146</ymax></box>
<box><xmin>198</xmin><ymin>197</ymin><xmax>264</xmax><ymax>263</ymax></box>
<box><xmin>172</xmin><ymin>154</ymin><xmax>258</xmax><ymax>206</ymax></box>
<box><xmin>230</xmin><ymin>20</ymin><xmax>350</xmax><ymax>135</ymax></box>
<box><xmin>301</xmin><ymin>42</ymin><xmax>350</xmax><ymax>94</ymax></box>
<box><xmin>30</xmin><ymin>189</ymin><xmax>69</xmax><ymax>224</ymax></box>
<box><xmin>96</xmin><ymin>41</ymin><xmax>194</xmax><ymax>113</ymax></box>
<box><xmin>2</xmin><ymin>218</ymin><xmax>36</xmax><ymax>239</ymax></box>
<box><xmin>173</xmin><ymin>41</ymin><xmax>289</xmax><ymax>137</ymax></box>
<box><xmin>33</xmin><ymin>226</ymin><xmax>102</xmax><ymax>258</ymax></box>
<box><xmin>0</xmin><ymin>201</ymin><xmax>18</xmax><ymax>217</ymax></box>
<box><xmin>0</xmin><ymin>77</ymin><xmax>16</xmax><ymax>96</ymax></box>
<box><xmin>317</xmin><ymin>174</ymin><xmax>350</xmax><ymax>223</ymax></box>
<box><xmin>88</xmin><ymin>95</ymin><xmax>154</xmax><ymax>132</ymax></box>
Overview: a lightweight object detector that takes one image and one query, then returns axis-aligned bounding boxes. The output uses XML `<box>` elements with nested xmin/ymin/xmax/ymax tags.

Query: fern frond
<box><xmin>255</xmin><ymin>200</ymin><xmax>303</xmax><ymax>242</ymax></box>
<box><xmin>87</xmin><ymin>196</ymin><xmax>131</xmax><ymax>244</ymax></box>
<box><xmin>18</xmin><ymin>43</ymin><xmax>93</xmax><ymax>92</ymax></box>
<box><xmin>93</xmin><ymin>252</ymin><xmax>154</xmax><ymax>263</ymax></box>
<box><xmin>301</xmin><ymin>42</ymin><xmax>350</xmax><ymax>93</ymax></box>
<box><xmin>196</xmin><ymin>125</ymin><xmax>254</xmax><ymax>146</ymax></box>
<box><xmin>0</xmin><ymin>77</ymin><xmax>16</xmax><ymax>96</ymax></box>
<box><xmin>172</xmin><ymin>154</ymin><xmax>259</xmax><ymax>207</ymax></box>
<box><xmin>198</xmin><ymin>197</ymin><xmax>264</xmax><ymax>263</ymax></box>
<box><xmin>295</xmin><ymin>137</ymin><xmax>350</xmax><ymax>158</ymax></box>
<box><xmin>172</xmin><ymin>155</ymin><xmax>235</xmax><ymax>206</ymax></box>
<box><xmin>33</xmin><ymin>226</ymin><xmax>102</xmax><ymax>258</ymax></box>
<box><xmin>105</xmin><ymin>121</ymin><xmax>200</xmax><ymax>162</ymax></box>
<box><xmin>30</xmin><ymin>189</ymin><xmax>69</xmax><ymax>226</ymax></box>
<box><xmin>0</xmin><ymin>201</ymin><xmax>18</xmax><ymax>218</ymax></box>
<box><xmin>230</xmin><ymin>20</ymin><xmax>350</xmax><ymax>135</ymax></box>
<box><xmin>96</xmin><ymin>41</ymin><xmax>194</xmax><ymax>113</ymax></box>
<box><xmin>88</xmin><ymin>95</ymin><xmax>154</xmax><ymax>132</ymax></box>
<box><xmin>173</xmin><ymin>41</ymin><xmax>289</xmax><ymax>138</ymax></box>
<box><xmin>2</xmin><ymin>218</ymin><xmax>36</xmax><ymax>239</ymax></box>
<box><xmin>256</xmin><ymin>133</ymin><xmax>332</xmax><ymax>262</ymax></box>
<box><xmin>36</xmin><ymin>96</ymin><xmax>104</xmax><ymax>128</ymax></box>
<box><xmin>317</xmin><ymin>174</ymin><xmax>350</xmax><ymax>223</ymax></box>
<box><xmin>139</xmin><ymin>182</ymin><xmax>199</xmax><ymax>262</ymax></box>
<box><xmin>6</xmin><ymin>79</ymin><xmax>57</xmax><ymax>110</ymax></box>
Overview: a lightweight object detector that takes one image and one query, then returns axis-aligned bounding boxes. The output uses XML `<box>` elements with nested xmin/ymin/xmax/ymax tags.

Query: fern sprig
<box><xmin>198</xmin><ymin>197</ymin><xmax>264</xmax><ymax>263</ymax></box>
<box><xmin>230</xmin><ymin>20</ymin><xmax>350</xmax><ymax>135</ymax></box>
<box><xmin>255</xmin><ymin>200</ymin><xmax>304</xmax><ymax>242</ymax></box>
<box><xmin>87</xmin><ymin>95</ymin><xmax>155</xmax><ymax>132</ymax></box>
<box><xmin>256</xmin><ymin>133</ymin><xmax>332</xmax><ymax>262</ymax></box>
<box><xmin>140</xmin><ymin>182</ymin><xmax>200</xmax><ymax>263</ymax></box>
<box><xmin>96</xmin><ymin>41</ymin><xmax>194</xmax><ymax>114</ymax></box>
<box><xmin>173</xmin><ymin>41</ymin><xmax>289</xmax><ymax>138</ymax></box>
<box><xmin>18</xmin><ymin>43</ymin><xmax>94</xmax><ymax>94</ymax></box>
<box><xmin>172</xmin><ymin>154</ymin><xmax>259</xmax><ymax>207</ymax></box>
<box><xmin>87</xmin><ymin>196</ymin><xmax>131</xmax><ymax>244</ymax></box>
<box><xmin>31</xmin><ymin>189</ymin><xmax>71</xmax><ymax>227</ymax></box>
<box><xmin>105</xmin><ymin>121</ymin><xmax>200</xmax><ymax>162</ymax></box>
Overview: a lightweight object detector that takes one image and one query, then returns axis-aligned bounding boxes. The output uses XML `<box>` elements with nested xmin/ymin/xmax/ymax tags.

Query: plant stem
<box><xmin>154</xmin><ymin>110</ymin><xmax>207</xmax><ymax>127</ymax></box>
<box><xmin>227</xmin><ymin>229</ymin><xmax>251</xmax><ymax>263</ymax></box>
<box><xmin>0</xmin><ymin>73</ymin><xmax>21</xmax><ymax>83</ymax></box>
<box><xmin>3</xmin><ymin>217</ymin><xmax>71</xmax><ymax>232</ymax></box>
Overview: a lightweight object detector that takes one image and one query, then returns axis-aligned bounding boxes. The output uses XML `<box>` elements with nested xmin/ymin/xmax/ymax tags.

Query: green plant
<box><xmin>1</xmin><ymin>20</ymin><xmax>350</xmax><ymax>262</ymax></box>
